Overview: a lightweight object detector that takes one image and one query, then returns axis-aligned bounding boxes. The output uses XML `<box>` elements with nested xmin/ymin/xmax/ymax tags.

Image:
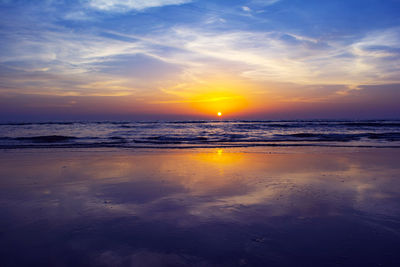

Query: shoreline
<box><xmin>1</xmin><ymin>144</ymin><xmax>400</xmax><ymax>155</ymax></box>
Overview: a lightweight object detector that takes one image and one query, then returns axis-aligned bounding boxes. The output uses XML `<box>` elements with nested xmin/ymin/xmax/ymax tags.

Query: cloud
<box><xmin>150</xmin><ymin>28</ymin><xmax>329</xmax><ymax>84</ymax></box>
<box><xmin>242</xmin><ymin>6</ymin><xmax>251</xmax><ymax>12</ymax></box>
<box><xmin>251</xmin><ymin>0</ymin><xmax>281</xmax><ymax>7</ymax></box>
<box><xmin>0</xmin><ymin>24</ymin><xmax>167</xmax><ymax>96</ymax></box>
<box><xmin>7</xmin><ymin>24</ymin><xmax>399</xmax><ymax>98</ymax></box>
<box><xmin>347</xmin><ymin>28</ymin><xmax>400</xmax><ymax>82</ymax></box>
<box><xmin>88</xmin><ymin>0</ymin><xmax>192</xmax><ymax>12</ymax></box>
<box><xmin>146</xmin><ymin>26</ymin><xmax>400</xmax><ymax>86</ymax></box>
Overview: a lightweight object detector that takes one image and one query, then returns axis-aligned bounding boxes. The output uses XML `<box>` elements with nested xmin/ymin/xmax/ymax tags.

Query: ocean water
<box><xmin>1</xmin><ymin>120</ymin><xmax>400</xmax><ymax>148</ymax></box>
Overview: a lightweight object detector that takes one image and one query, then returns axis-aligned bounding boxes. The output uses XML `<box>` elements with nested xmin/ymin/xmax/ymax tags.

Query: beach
<box><xmin>2</xmin><ymin>0</ymin><xmax>400</xmax><ymax>265</ymax></box>
<box><xmin>1</xmin><ymin>147</ymin><xmax>400</xmax><ymax>266</ymax></box>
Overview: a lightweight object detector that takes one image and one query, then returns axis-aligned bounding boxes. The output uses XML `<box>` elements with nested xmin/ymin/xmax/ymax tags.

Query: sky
<box><xmin>0</xmin><ymin>0</ymin><xmax>400</xmax><ymax>121</ymax></box>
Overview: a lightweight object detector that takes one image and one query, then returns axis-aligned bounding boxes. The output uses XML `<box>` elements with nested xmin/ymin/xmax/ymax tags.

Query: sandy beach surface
<box><xmin>1</xmin><ymin>147</ymin><xmax>400</xmax><ymax>266</ymax></box>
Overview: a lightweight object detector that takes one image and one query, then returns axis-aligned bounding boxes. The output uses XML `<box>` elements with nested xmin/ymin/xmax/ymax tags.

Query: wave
<box><xmin>14</xmin><ymin>135</ymin><xmax>78</xmax><ymax>143</ymax></box>
<box><xmin>2</xmin><ymin>120</ymin><xmax>400</xmax><ymax>129</ymax></box>
<box><xmin>1</xmin><ymin>120</ymin><xmax>400</xmax><ymax>149</ymax></box>
<box><xmin>275</xmin><ymin>132</ymin><xmax>400</xmax><ymax>141</ymax></box>
<box><xmin>0</xmin><ymin>131</ymin><xmax>399</xmax><ymax>148</ymax></box>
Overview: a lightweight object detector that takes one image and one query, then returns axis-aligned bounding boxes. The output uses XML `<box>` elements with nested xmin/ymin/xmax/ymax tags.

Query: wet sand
<box><xmin>0</xmin><ymin>148</ymin><xmax>400</xmax><ymax>266</ymax></box>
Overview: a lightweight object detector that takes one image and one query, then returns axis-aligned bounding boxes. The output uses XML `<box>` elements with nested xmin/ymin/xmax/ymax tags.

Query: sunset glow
<box><xmin>0</xmin><ymin>1</ymin><xmax>399</xmax><ymax>120</ymax></box>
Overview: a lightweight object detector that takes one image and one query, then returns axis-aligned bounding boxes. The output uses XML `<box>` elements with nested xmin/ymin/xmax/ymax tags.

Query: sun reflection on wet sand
<box><xmin>0</xmin><ymin>148</ymin><xmax>400</xmax><ymax>266</ymax></box>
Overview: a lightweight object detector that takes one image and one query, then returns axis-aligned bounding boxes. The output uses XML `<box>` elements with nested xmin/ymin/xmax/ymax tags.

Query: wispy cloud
<box><xmin>2</xmin><ymin>21</ymin><xmax>400</xmax><ymax>99</ymax></box>
<box><xmin>250</xmin><ymin>0</ymin><xmax>281</xmax><ymax>7</ymax></box>
<box><xmin>150</xmin><ymin>26</ymin><xmax>400</xmax><ymax>86</ymax></box>
<box><xmin>0</xmin><ymin>25</ymin><xmax>157</xmax><ymax>96</ymax></box>
<box><xmin>88</xmin><ymin>0</ymin><xmax>192</xmax><ymax>12</ymax></box>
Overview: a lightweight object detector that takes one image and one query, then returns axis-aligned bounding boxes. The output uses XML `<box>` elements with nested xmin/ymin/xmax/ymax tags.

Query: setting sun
<box><xmin>217</xmin><ymin>112</ymin><xmax>222</xmax><ymax>117</ymax></box>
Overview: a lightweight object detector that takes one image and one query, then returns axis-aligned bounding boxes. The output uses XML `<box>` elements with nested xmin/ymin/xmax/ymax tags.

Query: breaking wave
<box><xmin>1</xmin><ymin>120</ymin><xmax>400</xmax><ymax>149</ymax></box>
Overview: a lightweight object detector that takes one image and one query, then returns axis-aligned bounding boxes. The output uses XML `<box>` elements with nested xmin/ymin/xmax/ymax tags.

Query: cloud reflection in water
<box><xmin>0</xmin><ymin>148</ymin><xmax>400</xmax><ymax>266</ymax></box>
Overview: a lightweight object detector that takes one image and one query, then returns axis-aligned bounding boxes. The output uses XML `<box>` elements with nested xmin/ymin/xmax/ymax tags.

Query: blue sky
<box><xmin>1</xmin><ymin>0</ymin><xmax>400</xmax><ymax>120</ymax></box>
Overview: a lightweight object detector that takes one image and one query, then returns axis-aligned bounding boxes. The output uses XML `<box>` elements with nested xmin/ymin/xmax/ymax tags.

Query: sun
<box><xmin>217</xmin><ymin>112</ymin><xmax>222</xmax><ymax>117</ymax></box>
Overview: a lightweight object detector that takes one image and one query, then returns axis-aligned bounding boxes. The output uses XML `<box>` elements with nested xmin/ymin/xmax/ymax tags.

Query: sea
<box><xmin>1</xmin><ymin>120</ymin><xmax>400</xmax><ymax>149</ymax></box>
